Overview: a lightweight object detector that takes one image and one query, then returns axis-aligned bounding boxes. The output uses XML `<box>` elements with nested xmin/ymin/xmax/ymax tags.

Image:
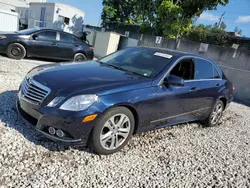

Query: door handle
<box><xmin>190</xmin><ymin>87</ymin><xmax>197</xmax><ymax>91</ymax></box>
<box><xmin>74</xmin><ymin>44</ymin><xmax>80</xmax><ymax>47</ymax></box>
<box><xmin>51</xmin><ymin>42</ymin><xmax>58</xmax><ymax>46</ymax></box>
<box><xmin>216</xmin><ymin>84</ymin><xmax>220</xmax><ymax>87</ymax></box>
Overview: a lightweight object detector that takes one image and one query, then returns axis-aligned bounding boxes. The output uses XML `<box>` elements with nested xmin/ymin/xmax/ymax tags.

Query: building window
<box><xmin>11</xmin><ymin>9</ymin><xmax>15</xmax><ymax>12</ymax></box>
<box><xmin>30</xmin><ymin>11</ymin><xmax>34</xmax><ymax>19</ymax></box>
<box><xmin>64</xmin><ymin>17</ymin><xmax>70</xmax><ymax>25</ymax></box>
<box><xmin>58</xmin><ymin>15</ymin><xmax>70</xmax><ymax>25</ymax></box>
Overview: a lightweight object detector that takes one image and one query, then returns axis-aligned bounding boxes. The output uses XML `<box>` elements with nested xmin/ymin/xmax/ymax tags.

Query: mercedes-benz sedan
<box><xmin>17</xmin><ymin>47</ymin><xmax>234</xmax><ymax>154</ymax></box>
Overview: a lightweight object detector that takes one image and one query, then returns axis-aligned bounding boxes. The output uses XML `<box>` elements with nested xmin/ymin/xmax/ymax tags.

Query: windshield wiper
<box><xmin>98</xmin><ymin>62</ymin><xmax>148</xmax><ymax>77</ymax></box>
<box><xmin>99</xmin><ymin>62</ymin><xmax>123</xmax><ymax>70</ymax></box>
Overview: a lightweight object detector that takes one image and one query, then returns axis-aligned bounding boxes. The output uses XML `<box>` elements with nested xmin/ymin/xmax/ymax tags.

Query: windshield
<box><xmin>18</xmin><ymin>28</ymin><xmax>39</xmax><ymax>35</ymax></box>
<box><xmin>99</xmin><ymin>48</ymin><xmax>174</xmax><ymax>78</ymax></box>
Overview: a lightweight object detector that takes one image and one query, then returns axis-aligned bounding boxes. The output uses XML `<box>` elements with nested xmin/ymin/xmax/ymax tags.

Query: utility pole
<box><xmin>218</xmin><ymin>12</ymin><xmax>225</xmax><ymax>28</ymax></box>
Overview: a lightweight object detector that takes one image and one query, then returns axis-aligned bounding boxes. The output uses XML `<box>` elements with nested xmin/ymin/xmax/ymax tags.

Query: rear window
<box><xmin>37</xmin><ymin>31</ymin><xmax>57</xmax><ymax>41</ymax></box>
<box><xmin>60</xmin><ymin>33</ymin><xmax>75</xmax><ymax>43</ymax></box>
<box><xmin>195</xmin><ymin>59</ymin><xmax>221</xmax><ymax>79</ymax></box>
<box><xmin>99</xmin><ymin>48</ymin><xmax>174</xmax><ymax>78</ymax></box>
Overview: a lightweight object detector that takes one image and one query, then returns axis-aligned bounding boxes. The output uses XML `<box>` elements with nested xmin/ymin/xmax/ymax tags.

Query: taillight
<box><xmin>90</xmin><ymin>47</ymin><xmax>94</xmax><ymax>51</ymax></box>
<box><xmin>232</xmin><ymin>84</ymin><xmax>235</xmax><ymax>93</ymax></box>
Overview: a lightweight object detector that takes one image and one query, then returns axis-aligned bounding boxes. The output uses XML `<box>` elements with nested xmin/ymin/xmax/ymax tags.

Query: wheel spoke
<box><xmin>116</xmin><ymin>114</ymin><xmax>127</xmax><ymax>127</ymax></box>
<box><xmin>115</xmin><ymin>134</ymin><xmax>119</xmax><ymax>148</ymax></box>
<box><xmin>217</xmin><ymin>107</ymin><xmax>223</xmax><ymax>114</ymax></box>
<box><xmin>118</xmin><ymin>127</ymin><xmax>130</xmax><ymax>133</ymax></box>
<box><xmin>117</xmin><ymin>132</ymin><xmax>129</xmax><ymax>138</ymax></box>
<box><xmin>103</xmin><ymin>121</ymin><xmax>113</xmax><ymax>130</ymax></box>
<box><xmin>110</xmin><ymin>136</ymin><xmax>115</xmax><ymax>149</ymax></box>
<box><xmin>108</xmin><ymin>116</ymin><xmax>116</xmax><ymax>127</ymax></box>
<box><xmin>211</xmin><ymin>113</ymin><xmax>217</xmax><ymax>124</ymax></box>
<box><xmin>100</xmin><ymin>131</ymin><xmax>112</xmax><ymax>141</ymax></box>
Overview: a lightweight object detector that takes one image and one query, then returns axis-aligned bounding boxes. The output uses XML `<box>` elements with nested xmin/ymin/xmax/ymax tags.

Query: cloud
<box><xmin>198</xmin><ymin>12</ymin><xmax>219</xmax><ymax>22</ymax></box>
<box><xmin>236</xmin><ymin>15</ymin><xmax>250</xmax><ymax>23</ymax></box>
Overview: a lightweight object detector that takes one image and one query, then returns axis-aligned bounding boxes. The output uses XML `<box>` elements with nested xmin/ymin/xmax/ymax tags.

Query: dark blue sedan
<box><xmin>0</xmin><ymin>28</ymin><xmax>94</xmax><ymax>61</ymax></box>
<box><xmin>17</xmin><ymin>47</ymin><xmax>234</xmax><ymax>154</ymax></box>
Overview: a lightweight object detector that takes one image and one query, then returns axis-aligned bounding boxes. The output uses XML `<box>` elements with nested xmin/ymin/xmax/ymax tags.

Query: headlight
<box><xmin>59</xmin><ymin>95</ymin><xmax>98</xmax><ymax>111</ymax></box>
<box><xmin>47</xmin><ymin>97</ymin><xmax>65</xmax><ymax>107</ymax></box>
<box><xmin>0</xmin><ymin>36</ymin><xmax>7</xmax><ymax>40</ymax></box>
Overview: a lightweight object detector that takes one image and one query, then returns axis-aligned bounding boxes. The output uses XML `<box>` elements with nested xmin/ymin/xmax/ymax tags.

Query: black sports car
<box><xmin>0</xmin><ymin>28</ymin><xmax>94</xmax><ymax>61</ymax></box>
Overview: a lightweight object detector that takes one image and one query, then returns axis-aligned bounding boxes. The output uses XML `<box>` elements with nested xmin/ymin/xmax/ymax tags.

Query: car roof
<box><xmin>132</xmin><ymin>46</ymin><xmax>222</xmax><ymax>75</ymax></box>
<box><xmin>133</xmin><ymin>46</ymin><xmax>210</xmax><ymax>60</ymax></box>
<box><xmin>37</xmin><ymin>28</ymin><xmax>75</xmax><ymax>35</ymax></box>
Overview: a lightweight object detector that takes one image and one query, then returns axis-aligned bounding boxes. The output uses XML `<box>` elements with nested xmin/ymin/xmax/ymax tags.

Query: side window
<box><xmin>170</xmin><ymin>59</ymin><xmax>194</xmax><ymax>80</ymax></box>
<box><xmin>195</xmin><ymin>59</ymin><xmax>220</xmax><ymax>79</ymax></box>
<box><xmin>37</xmin><ymin>31</ymin><xmax>57</xmax><ymax>41</ymax></box>
<box><xmin>213</xmin><ymin>67</ymin><xmax>221</xmax><ymax>79</ymax></box>
<box><xmin>60</xmin><ymin>33</ymin><xmax>74</xmax><ymax>43</ymax></box>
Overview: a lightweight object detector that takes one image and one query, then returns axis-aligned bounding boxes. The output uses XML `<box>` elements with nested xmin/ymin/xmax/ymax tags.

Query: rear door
<box><xmin>193</xmin><ymin>57</ymin><xmax>222</xmax><ymax>110</ymax></box>
<box><xmin>57</xmin><ymin>32</ymin><xmax>76</xmax><ymax>60</ymax></box>
<box><xmin>29</xmin><ymin>30</ymin><xmax>60</xmax><ymax>58</ymax></box>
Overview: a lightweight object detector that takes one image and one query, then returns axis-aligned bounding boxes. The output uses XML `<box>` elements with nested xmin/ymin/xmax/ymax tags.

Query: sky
<box><xmin>196</xmin><ymin>0</ymin><xmax>250</xmax><ymax>37</ymax></box>
<box><xmin>48</xmin><ymin>0</ymin><xmax>103</xmax><ymax>26</ymax></box>
<box><xmin>48</xmin><ymin>0</ymin><xmax>250</xmax><ymax>37</ymax></box>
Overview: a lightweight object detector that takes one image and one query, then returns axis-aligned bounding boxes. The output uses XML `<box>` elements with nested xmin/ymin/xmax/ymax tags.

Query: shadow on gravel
<box><xmin>0</xmin><ymin>53</ymin><xmax>65</xmax><ymax>63</ymax></box>
<box><xmin>234</xmin><ymin>99</ymin><xmax>250</xmax><ymax>108</ymax></box>
<box><xmin>0</xmin><ymin>90</ymin><xmax>93</xmax><ymax>153</ymax></box>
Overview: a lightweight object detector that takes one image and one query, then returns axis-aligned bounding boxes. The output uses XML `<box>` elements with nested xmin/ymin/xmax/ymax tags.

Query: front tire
<box><xmin>91</xmin><ymin>107</ymin><xmax>135</xmax><ymax>155</ymax></box>
<box><xmin>7</xmin><ymin>43</ymin><xmax>26</xmax><ymax>60</ymax></box>
<box><xmin>73</xmin><ymin>53</ymin><xmax>87</xmax><ymax>62</ymax></box>
<box><xmin>204</xmin><ymin>100</ymin><xmax>224</xmax><ymax>127</ymax></box>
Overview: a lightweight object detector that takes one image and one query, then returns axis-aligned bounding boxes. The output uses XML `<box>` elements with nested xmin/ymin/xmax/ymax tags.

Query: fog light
<box><xmin>48</xmin><ymin>127</ymin><xmax>56</xmax><ymax>135</ymax></box>
<box><xmin>56</xmin><ymin>130</ymin><xmax>65</xmax><ymax>138</ymax></box>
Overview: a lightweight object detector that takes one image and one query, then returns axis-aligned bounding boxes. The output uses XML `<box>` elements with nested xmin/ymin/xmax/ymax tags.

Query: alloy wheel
<box><xmin>100</xmin><ymin>114</ymin><xmax>131</xmax><ymax>150</ymax></box>
<box><xmin>211</xmin><ymin>103</ymin><xmax>223</xmax><ymax>125</ymax></box>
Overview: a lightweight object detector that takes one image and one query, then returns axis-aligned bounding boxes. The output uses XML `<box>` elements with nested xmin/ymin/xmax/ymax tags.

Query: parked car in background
<box><xmin>17</xmin><ymin>47</ymin><xmax>234</xmax><ymax>155</ymax></box>
<box><xmin>0</xmin><ymin>28</ymin><xmax>94</xmax><ymax>61</ymax></box>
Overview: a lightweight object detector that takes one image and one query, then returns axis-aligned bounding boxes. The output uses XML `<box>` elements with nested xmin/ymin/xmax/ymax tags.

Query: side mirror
<box><xmin>33</xmin><ymin>34</ymin><xmax>38</xmax><ymax>40</ymax></box>
<box><xmin>164</xmin><ymin>75</ymin><xmax>184</xmax><ymax>87</ymax></box>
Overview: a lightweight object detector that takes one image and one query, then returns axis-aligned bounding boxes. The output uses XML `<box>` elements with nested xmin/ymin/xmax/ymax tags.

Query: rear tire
<box><xmin>7</xmin><ymin>43</ymin><xmax>26</xmax><ymax>60</ymax></box>
<box><xmin>73</xmin><ymin>53</ymin><xmax>87</xmax><ymax>62</ymax></box>
<box><xmin>203</xmin><ymin>100</ymin><xmax>224</xmax><ymax>127</ymax></box>
<box><xmin>91</xmin><ymin>107</ymin><xmax>135</xmax><ymax>155</ymax></box>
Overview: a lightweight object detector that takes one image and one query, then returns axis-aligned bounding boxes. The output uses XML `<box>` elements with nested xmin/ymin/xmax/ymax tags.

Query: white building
<box><xmin>28</xmin><ymin>2</ymin><xmax>85</xmax><ymax>34</ymax></box>
<box><xmin>0</xmin><ymin>0</ymin><xmax>45</xmax><ymax>12</ymax></box>
<box><xmin>0</xmin><ymin>0</ymin><xmax>45</xmax><ymax>29</ymax></box>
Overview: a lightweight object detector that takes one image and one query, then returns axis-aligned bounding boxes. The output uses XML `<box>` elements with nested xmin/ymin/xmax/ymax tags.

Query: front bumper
<box><xmin>16</xmin><ymin>92</ymin><xmax>96</xmax><ymax>146</ymax></box>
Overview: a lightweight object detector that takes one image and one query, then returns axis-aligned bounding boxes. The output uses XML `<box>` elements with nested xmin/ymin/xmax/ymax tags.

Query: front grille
<box><xmin>21</xmin><ymin>78</ymin><xmax>51</xmax><ymax>105</ymax></box>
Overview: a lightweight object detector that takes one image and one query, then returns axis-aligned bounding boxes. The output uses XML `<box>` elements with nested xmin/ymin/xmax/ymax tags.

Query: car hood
<box><xmin>28</xmin><ymin>61</ymin><xmax>151</xmax><ymax>96</ymax></box>
<box><xmin>0</xmin><ymin>32</ymin><xmax>18</xmax><ymax>37</ymax></box>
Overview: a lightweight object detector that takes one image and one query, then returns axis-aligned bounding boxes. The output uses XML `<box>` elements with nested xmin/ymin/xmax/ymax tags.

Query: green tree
<box><xmin>186</xmin><ymin>24</ymin><xmax>228</xmax><ymax>46</ymax></box>
<box><xmin>101</xmin><ymin>0</ymin><xmax>137</xmax><ymax>26</ymax></box>
<box><xmin>101</xmin><ymin>0</ymin><xmax>229</xmax><ymax>38</ymax></box>
<box><xmin>177</xmin><ymin>0</ymin><xmax>229</xmax><ymax>18</ymax></box>
<box><xmin>234</xmin><ymin>26</ymin><xmax>242</xmax><ymax>35</ymax></box>
<box><xmin>220</xmin><ymin>21</ymin><xmax>226</xmax><ymax>30</ymax></box>
<box><xmin>155</xmin><ymin>0</ymin><xmax>192</xmax><ymax>38</ymax></box>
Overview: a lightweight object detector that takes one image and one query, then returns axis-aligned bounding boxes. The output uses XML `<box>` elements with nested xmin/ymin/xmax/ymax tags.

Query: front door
<box><xmin>151</xmin><ymin>58</ymin><xmax>200</xmax><ymax>127</ymax></box>
<box><xmin>29</xmin><ymin>30</ymin><xmax>60</xmax><ymax>58</ymax></box>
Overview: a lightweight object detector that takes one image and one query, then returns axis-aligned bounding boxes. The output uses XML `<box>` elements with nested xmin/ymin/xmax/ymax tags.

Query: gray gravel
<box><xmin>1</xmin><ymin>56</ymin><xmax>250</xmax><ymax>188</ymax></box>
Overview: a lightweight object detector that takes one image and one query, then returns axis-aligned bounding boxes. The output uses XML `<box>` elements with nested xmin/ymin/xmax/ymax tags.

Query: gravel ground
<box><xmin>1</xmin><ymin>56</ymin><xmax>250</xmax><ymax>188</ymax></box>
